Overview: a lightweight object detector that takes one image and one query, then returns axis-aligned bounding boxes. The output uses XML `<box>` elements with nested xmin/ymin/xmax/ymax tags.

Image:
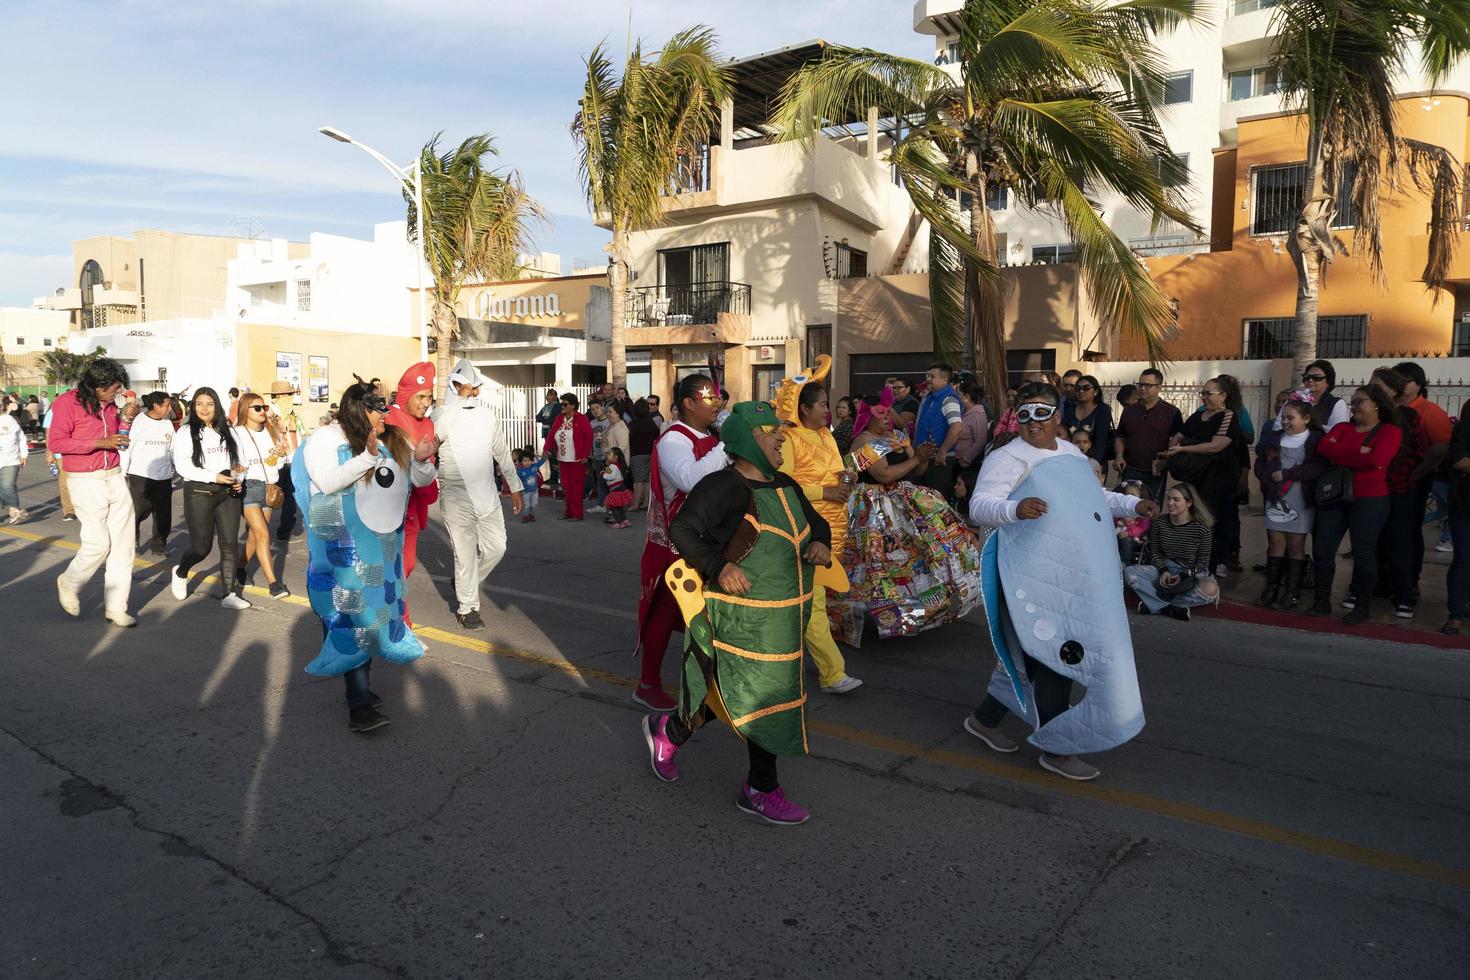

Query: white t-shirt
<box><xmin>656</xmin><ymin>422</ymin><xmax>730</xmax><ymax>504</ymax></box>
<box><xmin>171</xmin><ymin>426</ymin><xmax>236</xmax><ymax>484</ymax></box>
<box><xmin>232</xmin><ymin>425</ymin><xmax>283</xmax><ymax>484</ymax></box>
<box><xmin>0</xmin><ymin>414</ymin><xmax>27</xmax><ymax>467</ymax></box>
<box><xmin>123</xmin><ymin>413</ymin><xmax>176</xmax><ymax>481</ymax></box>
<box><xmin>970</xmin><ymin>436</ymin><xmax>1141</xmax><ymax>528</ymax></box>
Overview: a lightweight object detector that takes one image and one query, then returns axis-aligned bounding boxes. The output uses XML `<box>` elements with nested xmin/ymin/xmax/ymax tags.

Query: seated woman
<box><xmin>1123</xmin><ymin>483</ymin><xmax>1220</xmax><ymax>622</ymax></box>
<box><xmin>639</xmin><ymin>401</ymin><xmax>833</xmax><ymax>825</ymax></box>
<box><xmin>828</xmin><ymin>388</ymin><xmax>982</xmax><ymax>646</ymax></box>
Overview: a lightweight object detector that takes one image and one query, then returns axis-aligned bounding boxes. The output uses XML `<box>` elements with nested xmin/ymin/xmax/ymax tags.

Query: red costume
<box><xmin>385</xmin><ymin>361</ymin><xmax>438</xmax><ymax>623</ymax></box>
<box><xmin>543</xmin><ymin>411</ymin><xmax>593</xmax><ymax>520</ymax></box>
<box><xmin>636</xmin><ymin>422</ymin><xmax>721</xmax><ymax>692</ymax></box>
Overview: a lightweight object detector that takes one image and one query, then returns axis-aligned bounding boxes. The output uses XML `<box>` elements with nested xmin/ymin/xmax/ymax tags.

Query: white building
<box><xmin>3</xmin><ymin>307</ymin><xmax>71</xmax><ymax>355</ymax></box>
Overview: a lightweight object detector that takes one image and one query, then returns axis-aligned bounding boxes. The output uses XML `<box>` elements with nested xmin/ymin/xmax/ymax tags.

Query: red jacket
<box><xmin>47</xmin><ymin>389</ymin><xmax>124</xmax><ymax>473</ymax></box>
<box><xmin>544</xmin><ymin>411</ymin><xmax>592</xmax><ymax>462</ymax></box>
<box><xmin>386</xmin><ymin>404</ymin><xmax>439</xmax><ymax>506</ymax></box>
<box><xmin>1316</xmin><ymin>421</ymin><xmax>1403</xmax><ymax>499</ymax></box>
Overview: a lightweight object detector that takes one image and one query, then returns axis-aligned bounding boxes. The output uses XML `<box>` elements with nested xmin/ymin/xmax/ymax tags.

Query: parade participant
<box><xmin>233</xmin><ymin>391</ymin><xmax>291</xmax><ymax>598</ymax></box>
<box><xmin>967</xmin><ymin>381</ymin><xmax>1157</xmax><ymax>781</ymax></box>
<box><xmin>513</xmin><ymin>448</ymin><xmax>545</xmax><ymax>523</ymax></box>
<box><xmin>294</xmin><ymin>381</ymin><xmax>437</xmax><ymax>732</ymax></box>
<box><xmin>544</xmin><ymin>392</ymin><xmax>591</xmax><ymax>521</ymax></box>
<box><xmin>775</xmin><ymin>355</ymin><xmax>862</xmax><ymax>694</ymax></box>
<box><xmin>267</xmin><ymin>381</ymin><xmax>302</xmax><ymax>541</ymax></box>
<box><xmin>640</xmin><ymin>401</ymin><xmax>837</xmax><ymax>824</ymax></box>
<box><xmin>828</xmin><ymin>388</ymin><xmax>980</xmax><ymax>646</ymax></box>
<box><xmin>0</xmin><ymin>403</ymin><xmax>27</xmax><ymax>524</ymax></box>
<box><xmin>433</xmin><ymin>359</ymin><xmax>520</xmax><ymax>630</ymax></box>
<box><xmin>385</xmin><ymin>362</ymin><xmax>439</xmax><ymax>624</ymax></box>
<box><xmin>49</xmin><ymin>357</ymin><xmax>137</xmax><ymax>625</ymax></box>
<box><xmin>122</xmin><ymin>392</ymin><xmax>176</xmax><ymax>555</ymax></box>
<box><xmin>633</xmin><ymin>374</ymin><xmax>730</xmax><ymax>711</ymax></box>
<box><xmin>170</xmin><ymin>387</ymin><xmax>250</xmax><ymax>610</ymax></box>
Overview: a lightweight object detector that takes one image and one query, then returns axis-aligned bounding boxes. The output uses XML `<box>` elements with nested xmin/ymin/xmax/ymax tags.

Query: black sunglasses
<box><xmin>249</xmin><ymin>405</ymin><xmax>268</xmax><ymax>413</ymax></box>
<box><xmin>1302</xmin><ymin>373</ymin><xmax>1327</xmax><ymax>382</ymax></box>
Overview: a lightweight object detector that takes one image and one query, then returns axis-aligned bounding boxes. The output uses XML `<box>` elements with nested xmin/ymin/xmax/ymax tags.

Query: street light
<box><xmin>318</xmin><ymin>126</ymin><xmax>429</xmax><ymax>363</ymax></box>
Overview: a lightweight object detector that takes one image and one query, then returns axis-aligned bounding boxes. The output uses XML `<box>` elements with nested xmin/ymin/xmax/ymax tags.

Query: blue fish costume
<box><xmin>292</xmin><ymin>442</ymin><xmax>425</xmax><ymax>676</ymax></box>
<box><xmin>979</xmin><ymin>454</ymin><xmax>1144</xmax><ymax>755</ymax></box>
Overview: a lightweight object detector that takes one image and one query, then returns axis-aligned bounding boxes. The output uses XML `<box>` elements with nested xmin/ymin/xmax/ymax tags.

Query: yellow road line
<box><xmin>4</xmin><ymin>524</ymin><xmax>1468</xmax><ymax>890</ymax></box>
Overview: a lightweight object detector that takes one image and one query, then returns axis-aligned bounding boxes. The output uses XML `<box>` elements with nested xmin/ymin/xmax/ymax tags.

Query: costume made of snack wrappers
<box><xmin>292</xmin><ymin>438</ymin><xmax>424</xmax><ymax>676</ymax></box>
<box><xmin>828</xmin><ymin>389</ymin><xmax>982</xmax><ymax>646</ymax></box>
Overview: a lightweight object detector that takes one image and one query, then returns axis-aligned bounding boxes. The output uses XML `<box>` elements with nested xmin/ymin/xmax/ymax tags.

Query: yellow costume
<box><xmin>775</xmin><ymin>355</ymin><xmax>852</xmax><ymax>688</ymax></box>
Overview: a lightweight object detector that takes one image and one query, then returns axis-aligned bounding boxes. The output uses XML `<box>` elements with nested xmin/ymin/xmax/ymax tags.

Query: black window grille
<box><xmin>1253</xmin><ymin>163</ymin><xmax>1357</xmax><ymax>234</ymax></box>
<box><xmin>1244</xmin><ymin>315</ymin><xmax>1367</xmax><ymax>358</ymax></box>
<box><xmin>835</xmin><ymin>244</ymin><xmax>868</xmax><ymax>279</ymax></box>
<box><xmin>806</xmin><ymin>324</ymin><xmax>832</xmax><ymax>364</ymax></box>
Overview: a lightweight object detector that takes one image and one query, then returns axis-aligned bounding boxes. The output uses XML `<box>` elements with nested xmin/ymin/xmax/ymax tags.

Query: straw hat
<box><xmin>269</xmin><ymin>380</ymin><xmax>298</xmax><ymax>397</ymax></box>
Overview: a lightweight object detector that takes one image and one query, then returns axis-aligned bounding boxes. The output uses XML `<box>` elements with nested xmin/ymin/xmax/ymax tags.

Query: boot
<box><xmin>1256</xmin><ymin>556</ymin><xmax>1283</xmax><ymax>606</ymax></box>
<box><xmin>1302</xmin><ymin>556</ymin><xmax>1315</xmax><ymax>591</ymax></box>
<box><xmin>1276</xmin><ymin>558</ymin><xmax>1305</xmax><ymax>610</ymax></box>
<box><xmin>1309</xmin><ymin>563</ymin><xmax>1333</xmax><ymax>616</ymax></box>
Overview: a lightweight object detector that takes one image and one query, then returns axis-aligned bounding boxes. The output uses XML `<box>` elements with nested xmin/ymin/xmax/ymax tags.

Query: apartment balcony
<box><xmin>1223</xmin><ymin>2</ymin><xmax>1277</xmax><ymax>53</ymax></box>
<box><xmin>1220</xmin><ymin>91</ymin><xmax>1286</xmax><ymax>141</ymax></box>
<box><xmin>624</xmin><ymin>281</ymin><xmax>751</xmax><ymax>345</ymax></box>
<box><xmin>1409</xmin><ymin>231</ymin><xmax>1470</xmax><ymax>283</ymax></box>
<box><xmin>38</xmin><ymin>288</ymin><xmax>83</xmax><ymax>311</ymax></box>
<box><xmin>91</xmin><ymin>285</ymin><xmax>139</xmax><ymax>308</ymax></box>
<box><xmin>912</xmin><ymin>0</ymin><xmax>963</xmax><ymax>35</ymax></box>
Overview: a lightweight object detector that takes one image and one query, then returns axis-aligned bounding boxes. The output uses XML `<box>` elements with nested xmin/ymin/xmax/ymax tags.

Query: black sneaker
<box><xmin>149</xmin><ymin>539</ymin><xmax>168</xmax><ymax>556</ymax></box>
<box><xmin>1394</xmin><ymin>603</ymin><xmax>1414</xmax><ymax>620</ymax></box>
<box><xmin>61</xmin><ymin>514</ymin><xmax>76</xmax><ymax>522</ymax></box>
<box><xmin>456</xmin><ymin>609</ymin><xmax>485</xmax><ymax>629</ymax></box>
<box><xmin>1343</xmin><ymin>606</ymin><xmax>1371</xmax><ymax>626</ymax></box>
<box><xmin>1166</xmin><ymin>606</ymin><xmax>1191</xmax><ymax>622</ymax></box>
<box><xmin>1340</xmin><ymin>594</ymin><xmax>1357</xmax><ymax>611</ymax></box>
<box><xmin>349</xmin><ymin>706</ymin><xmax>391</xmax><ymax>732</ymax></box>
<box><xmin>269</xmin><ymin>582</ymin><xmax>291</xmax><ymax>599</ymax></box>
<box><xmin>1135</xmin><ymin>601</ymin><xmax>1153</xmax><ymax>615</ymax></box>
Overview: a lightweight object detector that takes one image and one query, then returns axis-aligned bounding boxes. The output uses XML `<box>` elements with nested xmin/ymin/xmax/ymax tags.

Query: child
<box><xmin>1071</xmin><ymin>431</ymin><xmax>1104</xmax><ymax>485</ymax></box>
<box><xmin>513</xmin><ymin>448</ymin><xmax>545</xmax><ymax>524</ymax></box>
<box><xmin>603</xmin><ymin>447</ymin><xmax>634</xmax><ymax>528</ymax></box>
<box><xmin>1115</xmin><ymin>480</ymin><xmax>1152</xmax><ymax>564</ymax></box>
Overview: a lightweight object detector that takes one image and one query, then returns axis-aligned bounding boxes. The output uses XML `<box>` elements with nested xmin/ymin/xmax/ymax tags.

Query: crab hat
<box><xmin>395</xmin><ymin>362</ymin><xmax>435</xmax><ymax>402</ymax></box>
<box><xmin>773</xmin><ymin>353</ymin><xmax>833</xmax><ymax>425</ymax></box>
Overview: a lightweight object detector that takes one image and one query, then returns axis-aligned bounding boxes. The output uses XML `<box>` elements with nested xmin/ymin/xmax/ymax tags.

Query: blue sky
<box><xmin>0</xmin><ymin>0</ymin><xmax>931</xmax><ymax>306</ymax></box>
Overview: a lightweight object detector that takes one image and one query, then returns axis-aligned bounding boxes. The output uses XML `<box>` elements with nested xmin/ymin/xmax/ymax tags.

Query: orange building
<box><xmin>1129</xmin><ymin>94</ymin><xmax>1470</xmax><ymax>361</ymax></box>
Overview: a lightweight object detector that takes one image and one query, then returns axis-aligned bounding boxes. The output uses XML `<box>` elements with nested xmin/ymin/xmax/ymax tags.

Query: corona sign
<box><xmin>473</xmin><ymin>291</ymin><xmax>563</xmax><ymax>320</ymax></box>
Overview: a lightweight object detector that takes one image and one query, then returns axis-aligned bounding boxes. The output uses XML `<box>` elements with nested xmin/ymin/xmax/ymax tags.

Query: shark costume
<box><xmin>294</xmin><ymin>404</ymin><xmax>437</xmax><ymax>726</ymax></box>
<box><xmin>431</xmin><ymin>359</ymin><xmax>521</xmax><ymax>624</ymax></box>
<box><xmin>970</xmin><ymin>439</ymin><xmax>1147</xmax><ymax>765</ymax></box>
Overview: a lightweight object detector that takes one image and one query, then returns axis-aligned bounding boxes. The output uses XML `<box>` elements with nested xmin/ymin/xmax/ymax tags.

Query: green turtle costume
<box><xmin>665</xmin><ymin>401</ymin><xmax>844</xmax><ymax>757</ymax></box>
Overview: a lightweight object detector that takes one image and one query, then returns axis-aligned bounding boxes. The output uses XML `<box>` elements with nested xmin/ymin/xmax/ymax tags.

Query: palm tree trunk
<box><xmin>1288</xmin><ymin>137</ymin><xmax>1328</xmax><ymax>378</ymax></box>
<box><xmin>608</xmin><ymin>230</ymin><xmax>629</xmax><ymax>389</ymax></box>
<box><xmin>966</xmin><ymin>172</ymin><xmax>1008</xmax><ymax>407</ymax></box>
<box><xmin>432</xmin><ymin>299</ymin><xmax>458</xmax><ymax>400</ymax></box>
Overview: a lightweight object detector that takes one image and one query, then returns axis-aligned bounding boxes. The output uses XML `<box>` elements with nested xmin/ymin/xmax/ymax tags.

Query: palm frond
<box><xmin>1401</xmin><ymin>137</ymin><xmax>1464</xmax><ymax>293</ymax></box>
<box><xmin>927</xmin><ymin>223</ymin><xmax>967</xmax><ymax>364</ymax></box>
<box><xmin>771</xmin><ymin>48</ymin><xmax>951</xmax><ymax>149</ymax></box>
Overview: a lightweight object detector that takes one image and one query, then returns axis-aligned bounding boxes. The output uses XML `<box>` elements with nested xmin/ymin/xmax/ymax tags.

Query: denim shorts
<box><xmin>242</xmin><ymin>479</ymin><xmax>266</xmax><ymax>508</ymax></box>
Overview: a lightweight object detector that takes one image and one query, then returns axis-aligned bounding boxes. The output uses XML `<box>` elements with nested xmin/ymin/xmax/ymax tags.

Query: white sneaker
<box><xmin>170</xmin><ymin>567</ymin><xmax>188</xmax><ymax>600</ymax></box>
<box><xmin>105</xmin><ymin>610</ymin><xmax>137</xmax><ymax>628</ymax></box>
<box><xmin>221</xmin><ymin>593</ymin><xmax>251</xmax><ymax>610</ymax></box>
<box><xmin>56</xmin><ymin>577</ymin><xmax>81</xmax><ymax>617</ymax></box>
<box><xmin>1039</xmin><ymin>753</ymin><xmax>1100</xmax><ymax>781</ymax></box>
<box><xmin>820</xmin><ymin>674</ymin><xmax>864</xmax><ymax>695</ymax></box>
<box><xmin>8</xmin><ymin>507</ymin><xmax>25</xmax><ymax>525</ymax></box>
<box><xmin>1437</xmin><ymin>539</ymin><xmax>1454</xmax><ymax>553</ymax></box>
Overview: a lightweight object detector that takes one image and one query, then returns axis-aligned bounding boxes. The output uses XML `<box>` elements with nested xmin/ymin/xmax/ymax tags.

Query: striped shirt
<box><xmin>1142</xmin><ymin>518</ymin><xmax>1213</xmax><ymax>575</ymax></box>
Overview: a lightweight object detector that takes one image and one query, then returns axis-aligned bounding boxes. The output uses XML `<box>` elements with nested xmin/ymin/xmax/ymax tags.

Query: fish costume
<box><xmin>979</xmin><ymin>453</ymin><xmax>1145</xmax><ymax>754</ymax></box>
<box><xmin>292</xmin><ymin>416</ymin><xmax>436</xmax><ymax>677</ymax></box>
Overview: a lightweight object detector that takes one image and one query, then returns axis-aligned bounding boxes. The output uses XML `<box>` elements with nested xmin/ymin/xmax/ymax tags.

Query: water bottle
<box><xmin>50</xmin><ymin>461</ymin><xmax>59</xmax><ymax>477</ymax></box>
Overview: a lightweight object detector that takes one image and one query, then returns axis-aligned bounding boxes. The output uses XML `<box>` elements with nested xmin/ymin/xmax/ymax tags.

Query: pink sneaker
<box><xmin>641</xmin><ymin>713</ymin><xmax>679</xmax><ymax>782</ymax></box>
<box><xmin>736</xmin><ymin>783</ymin><xmax>809</xmax><ymax>825</ymax></box>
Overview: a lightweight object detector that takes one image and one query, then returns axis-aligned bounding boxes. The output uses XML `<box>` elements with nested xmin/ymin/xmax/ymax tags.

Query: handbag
<box><xmin>1315</xmin><ymin>425</ymin><xmax>1380</xmax><ymax>507</ymax></box>
<box><xmin>264</xmin><ymin>482</ymin><xmax>284</xmax><ymax>509</ymax></box>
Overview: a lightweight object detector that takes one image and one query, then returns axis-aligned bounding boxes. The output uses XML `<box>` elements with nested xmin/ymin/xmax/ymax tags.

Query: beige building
<box><xmin>0</xmin><ymin>307</ymin><xmax>73</xmax><ymax>392</ymax></box>
<box><xmin>448</xmin><ymin>273</ymin><xmax>611</xmax><ymax>389</ymax></box>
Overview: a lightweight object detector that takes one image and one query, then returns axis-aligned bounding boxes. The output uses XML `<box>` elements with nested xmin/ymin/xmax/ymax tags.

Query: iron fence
<box><xmin>626</xmin><ymin>281</ymin><xmax>751</xmax><ymax>327</ymax></box>
<box><xmin>482</xmin><ymin>384</ymin><xmax>599</xmax><ymax>455</ymax></box>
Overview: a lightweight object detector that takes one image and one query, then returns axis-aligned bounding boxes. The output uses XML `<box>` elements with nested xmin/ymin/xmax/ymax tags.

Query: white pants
<box><xmin>439</xmin><ymin>481</ymin><xmax>507</xmax><ymax>614</ymax></box>
<box><xmin>60</xmin><ymin>468</ymin><xmax>136</xmax><ymax>614</ymax></box>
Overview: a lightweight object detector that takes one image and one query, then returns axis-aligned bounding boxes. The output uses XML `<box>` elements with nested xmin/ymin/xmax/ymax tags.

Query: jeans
<box><xmin>1118</xmin><ymin>535</ymin><xmax>1142</xmax><ymax>565</ymax></box>
<box><xmin>974</xmin><ymin>654</ymin><xmax>1072</xmax><ymax>731</ymax></box>
<box><xmin>177</xmin><ymin>481</ymin><xmax>244</xmax><ymax>591</ymax></box>
<box><xmin>1448</xmin><ymin>503</ymin><xmax>1470</xmax><ymax>619</ymax></box>
<box><xmin>1378</xmin><ymin>492</ymin><xmax>1419</xmax><ymax>607</ymax></box>
<box><xmin>0</xmin><ymin>464</ymin><xmax>18</xmax><ymax>510</ymax></box>
<box><xmin>521</xmin><ymin>488</ymin><xmax>538</xmax><ymax>514</ymax></box>
<box><xmin>1124</xmin><ymin>564</ymin><xmax>1218</xmax><ymax>612</ymax></box>
<box><xmin>592</xmin><ymin>457</ymin><xmax>607</xmax><ymax>505</ymax></box>
<box><xmin>1408</xmin><ymin>477</ymin><xmax>1432</xmax><ymax>596</ymax></box>
<box><xmin>343</xmin><ymin>662</ymin><xmax>372</xmax><ymax>708</ymax></box>
<box><xmin>1121</xmin><ymin>466</ymin><xmax>1166</xmax><ymax>504</ymax></box>
<box><xmin>127</xmin><ymin>474</ymin><xmax>173</xmax><ymax>547</ymax></box>
<box><xmin>667</xmin><ymin>703</ymin><xmax>779</xmax><ymax>792</ymax></box>
<box><xmin>1313</xmin><ymin>496</ymin><xmax>1391</xmax><ymax>605</ymax></box>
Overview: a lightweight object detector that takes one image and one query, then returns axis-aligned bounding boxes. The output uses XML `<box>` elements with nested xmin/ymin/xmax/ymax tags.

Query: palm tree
<box><xmin>570</xmin><ymin>27</ymin><xmax>731</xmax><ymax>388</ymax></box>
<box><xmin>1271</xmin><ymin>0</ymin><xmax>1470</xmax><ymax>376</ymax></box>
<box><xmin>38</xmin><ymin>348</ymin><xmax>103</xmax><ymax>387</ymax></box>
<box><xmin>774</xmin><ymin>0</ymin><xmax>1201</xmax><ymax>403</ymax></box>
<box><xmin>405</xmin><ymin>133</ymin><xmax>546</xmax><ymax>393</ymax></box>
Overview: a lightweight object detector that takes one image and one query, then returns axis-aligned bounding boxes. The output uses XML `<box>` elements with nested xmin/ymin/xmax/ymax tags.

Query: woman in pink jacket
<box><xmin>48</xmin><ymin>357</ymin><xmax>137</xmax><ymax>627</ymax></box>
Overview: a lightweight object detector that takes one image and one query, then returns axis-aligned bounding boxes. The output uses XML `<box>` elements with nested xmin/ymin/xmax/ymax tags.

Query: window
<box><xmin>835</xmin><ymin>243</ymin><xmax>868</xmax><ymax>279</ymax></box>
<box><xmin>1032</xmin><ymin>244</ymin><xmax>1078</xmax><ymax>264</ymax></box>
<box><xmin>296</xmin><ymin>280</ymin><xmax>311</xmax><ymax>312</ymax></box>
<box><xmin>1159</xmin><ymin>153</ymin><xmax>1189</xmax><ymax>189</ymax></box>
<box><xmin>43</xmin><ymin>338</ymin><xmax>53</xmax><ymax>348</ymax></box>
<box><xmin>1005</xmin><ymin>348</ymin><xmax>1057</xmax><ymax>386</ymax></box>
<box><xmin>1227</xmin><ymin>65</ymin><xmax>1281</xmax><ymax>102</ymax></box>
<box><xmin>1232</xmin><ymin>0</ymin><xmax>1279</xmax><ymax>14</ymax></box>
<box><xmin>806</xmin><ymin>324</ymin><xmax>832</xmax><ymax>365</ymax></box>
<box><xmin>1244</xmin><ymin>315</ymin><xmax>1367</xmax><ymax>358</ymax></box>
<box><xmin>14</xmin><ymin>337</ymin><xmax>24</xmax><ymax>346</ymax></box>
<box><xmin>1162</xmin><ymin>70</ymin><xmax>1193</xmax><ymax>105</ymax></box>
<box><xmin>1252</xmin><ymin>163</ymin><xmax>1356</xmax><ymax>235</ymax></box>
<box><xmin>985</xmin><ymin>183</ymin><xmax>1008</xmax><ymax>211</ymax></box>
<box><xmin>1456</xmin><ymin>316</ymin><xmax>1470</xmax><ymax>356</ymax></box>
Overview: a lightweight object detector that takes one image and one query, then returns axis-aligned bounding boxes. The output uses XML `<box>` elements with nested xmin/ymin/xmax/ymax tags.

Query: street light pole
<box><xmin>318</xmin><ymin>127</ymin><xmax>429</xmax><ymax>364</ymax></box>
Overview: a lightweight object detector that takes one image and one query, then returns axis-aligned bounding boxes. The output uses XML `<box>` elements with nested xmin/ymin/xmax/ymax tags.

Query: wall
<box><xmin>236</xmin><ymin>322</ymin><xmax>420</xmax><ymax>411</ymax></box>
<box><xmin>1</xmin><ymin>307</ymin><xmax>72</xmax><ymax>353</ymax></box>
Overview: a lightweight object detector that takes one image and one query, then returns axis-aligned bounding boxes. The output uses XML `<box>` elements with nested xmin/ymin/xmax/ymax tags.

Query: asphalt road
<box><xmin>2</xmin><ymin>464</ymin><xmax>1468</xmax><ymax>979</ymax></box>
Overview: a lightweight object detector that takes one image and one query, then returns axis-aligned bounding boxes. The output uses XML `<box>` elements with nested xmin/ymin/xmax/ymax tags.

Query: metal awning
<box><xmin>724</xmin><ymin>39</ymin><xmax>869</xmax><ymax>132</ymax></box>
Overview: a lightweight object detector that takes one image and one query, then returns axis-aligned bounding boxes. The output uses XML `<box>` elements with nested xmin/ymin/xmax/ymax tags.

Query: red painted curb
<box><xmin>1198</xmin><ymin>598</ymin><xmax>1470</xmax><ymax>651</ymax></box>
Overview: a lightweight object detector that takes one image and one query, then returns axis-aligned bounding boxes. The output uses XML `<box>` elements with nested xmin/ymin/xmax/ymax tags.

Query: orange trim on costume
<box><xmin>706</xmin><ymin>591</ymin><xmax>812</xmax><ymax>608</ymax></box>
<box><xmin>713</xmin><ymin>640</ymin><xmax>803</xmax><ymax>662</ymax></box>
<box><xmin>730</xmin><ymin>695</ymin><xmax>808</xmax><ymax>728</ymax></box>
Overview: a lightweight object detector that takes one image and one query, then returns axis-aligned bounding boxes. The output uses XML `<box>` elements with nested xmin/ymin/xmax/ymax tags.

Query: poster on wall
<box><xmin>308</xmin><ymin>355</ymin><xmax>329</xmax><ymax>403</ymax></box>
<box><xmin>275</xmin><ymin>352</ymin><xmax>303</xmax><ymax>405</ymax></box>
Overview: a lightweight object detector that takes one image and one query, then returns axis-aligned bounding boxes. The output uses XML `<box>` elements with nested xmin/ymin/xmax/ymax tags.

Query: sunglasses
<box><xmin>249</xmin><ymin>405</ymin><xmax>268</xmax><ymax>413</ymax></box>
<box><xmin>1016</xmin><ymin>403</ymin><xmax>1057</xmax><ymax>423</ymax></box>
<box><xmin>1302</xmin><ymin>374</ymin><xmax>1327</xmax><ymax>382</ymax></box>
<box><xmin>1200</xmin><ymin>389</ymin><xmax>1222</xmax><ymax>397</ymax></box>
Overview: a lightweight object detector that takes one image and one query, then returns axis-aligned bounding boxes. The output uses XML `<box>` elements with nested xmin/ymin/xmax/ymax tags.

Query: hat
<box><xmin>447</xmin><ymin>357</ymin><xmax>481</xmax><ymax>387</ymax></box>
<box><xmin>396</xmin><ymin>361</ymin><xmax>435</xmax><ymax>401</ymax></box>
<box><xmin>852</xmin><ymin>386</ymin><xmax>894</xmax><ymax>437</ymax></box>
<box><xmin>720</xmin><ymin>400</ymin><xmax>782</xmax><ymax>478</ymax></box>
<box><xmin>773</xmin><ymin>354</ymin><xmax>832</xmax><ymax>425</ymax></box>
<box><xmin>269</xmin><ymin>380</ymin><xmax>298</xmax><ymax>397</ymax></box>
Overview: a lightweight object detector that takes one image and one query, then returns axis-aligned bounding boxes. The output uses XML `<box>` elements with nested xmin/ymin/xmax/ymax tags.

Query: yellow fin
<box><xmin>664</xmin><ymin>560</ymin><xmax>706</xmax><ymax>627</ymax></box>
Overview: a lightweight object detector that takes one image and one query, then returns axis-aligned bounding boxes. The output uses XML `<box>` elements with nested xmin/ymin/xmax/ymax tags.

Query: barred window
<box><xmin>835</xmin><ymin>244</ymin><xmax>867</xmax><ymax>279</ymax></box>
<box><xmin>296</xmin><ymin>280</ymin><xmax>312</xmax><ymax>312</ymax></box>
<box><xmin>1455</xmin><ymin>317</ymin><xmax>1470</xmax><ymax>356</ymax></box>
<box><xmin>1252</xmin><ymin>163</ymin><xmax>1355</xmax><ymax>235</ymax></box>
<box><xmin>1244</xmin><ymin>315</ymin><xmax>1367</xmax><ymax>358</ymax></box>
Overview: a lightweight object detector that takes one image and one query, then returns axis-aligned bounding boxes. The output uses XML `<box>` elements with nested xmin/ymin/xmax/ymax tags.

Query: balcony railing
<box><xmin>626</xmin><ymin>281</ymin><xmax>751</xmax><ymax>327</ymax></box>
<box><xmin>661</xmin><ymin>144</ymin><xmax>711</xmax><ymax>197</ymax></box>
